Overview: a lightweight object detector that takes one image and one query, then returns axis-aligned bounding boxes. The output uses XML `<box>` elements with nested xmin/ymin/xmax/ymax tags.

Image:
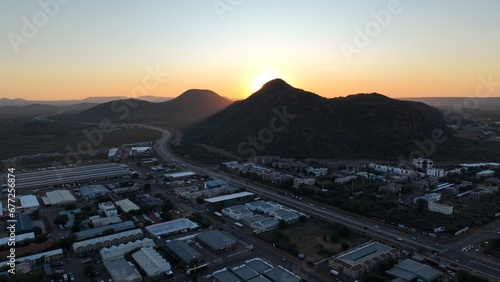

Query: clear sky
<box><xmin>1</xmin><ymin>0</ymin><xmax>500</xmax><ymax>101</ymax></box>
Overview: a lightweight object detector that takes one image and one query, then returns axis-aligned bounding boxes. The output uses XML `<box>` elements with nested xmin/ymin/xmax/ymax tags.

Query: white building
<box><xmin>131</xmin><ymin>247</ymin><xmax>172</xmax><ymax>278</ymax></box>
<box><xmin>426</xmin><ymin>168</ymin><xmax>446</xmax><ymax>178</ymax></box>
<box><xmin>413</xmin><ymin>193</ymin><xmax>441</xmax><ymax>203</ymax></box>
<box><xmin>17</xmin><ymin>195</ymin><xmax>40</xmax><ymax>213</ymax></box>
<box><xmin>115</xmin><ymin>199</ymin><xmax>140</xmax><ymax>213</ymax></box>
<box><xmin>42</xmin><ymin>190</ymin><xmax>76</xmax><ymax>206</ymax></box>
<box><xmin>413</xmin><ymin>158</ymin><xmax>433</xmax><ymax>169</ymax></box>
<box><xmin>99</xmin><ymin>202</ymin><xmax>118</xmax><ymax>217</ymax></box>
<box><xmin>293</xmin><ymin>178</ymin><xmax>315</xmax><ymax>188</ymax></box>
<box><xmin>428</xmin><ymin>201</ymin><xmax>453</xmax><ymax>215</ymax></box>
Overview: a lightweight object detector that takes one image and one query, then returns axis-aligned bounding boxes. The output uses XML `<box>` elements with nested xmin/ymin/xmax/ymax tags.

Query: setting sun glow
<box><xmin>251</xmin><ymin>72</ymin><xmax>280</xmax><ymax>93</ymax></box>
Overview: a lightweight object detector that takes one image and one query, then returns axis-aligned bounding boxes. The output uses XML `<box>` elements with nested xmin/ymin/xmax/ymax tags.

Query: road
<box><xmin>143</xmin><ymin>125</ymin><xmax>500</xmax><ymax>281</ymax></box>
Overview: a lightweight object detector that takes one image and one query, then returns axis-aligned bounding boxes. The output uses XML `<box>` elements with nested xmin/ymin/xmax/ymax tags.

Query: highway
<box><xmin>143</xmin><ymin>125</ymin><xmax>500</xmax><ymax>281</ymax></box>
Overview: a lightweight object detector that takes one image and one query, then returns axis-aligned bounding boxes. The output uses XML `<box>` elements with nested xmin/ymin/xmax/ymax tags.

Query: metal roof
<box><xmin>165</xmin><ymin>240</ymin><xmax>201</xmax><ymax>262</ymax></box>
<box><xmin>131</xmin><ymin>247</ymin><xmax>171</xmax><ymax>277</ymax></box>
<box><xmin>145</xmin><ymin>218</ymin><xmax>198</xmax><ymax>237</ymax></box>
<box><xmin>205</xmin><ymin>192</ymin><xmax>254</xmax><ymax>204</ymax></box>
<box><xmin>196</xmin><ymin>230</ymin><xmax>237</xmax><ymax>250</ymax></box>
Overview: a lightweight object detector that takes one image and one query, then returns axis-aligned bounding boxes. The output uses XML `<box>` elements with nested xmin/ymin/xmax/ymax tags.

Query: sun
<box><xmin>251</xmin><ymin>71</ymin><xmax>280</xmax><ymax>92</ymax></box>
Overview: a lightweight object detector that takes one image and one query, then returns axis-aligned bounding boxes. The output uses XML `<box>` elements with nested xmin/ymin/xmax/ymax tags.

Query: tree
<box><xmin>196</xmin><ymin>196</ymin><xmax>204</xmax><ymax>205</ymax></box>
<box><xmin>143</xmin><ymin>183</ymin><xmax>151</xmax><ymax>191</ymax></box>
<box><xmin>54</xmin><ymin>214</ymin><xmax>69</xmax><ymax>225</ymax></box>
<box><xmin>32</xmin><ymin>226</ymin><xmax>43</xmax><ymax>236</ymax></box>
<box><xmin>330</xmin><ymin>232</ymin><xmax>340</xmax><ymax>243</ymax></box>
<box><xmin>161</xmin><ymin>200</ymin><xmax>174</xmax><ymax>212</ymax></box>
<box><xmin>415</xmin><ymin>198</ymin><xmax>428</xmax><ymax>213</ymax></box>
<box><xmin>161</xmin><ymin>212</ymin><xmax>172</xmax><ymax>221</ymax></box>
<box><xmin>278</xmin><ymin>220</ymin><xmax>288</xmax><ymax>229</ymax></box>
<box><xmin>83</xmin><ymin>264</ymin><xmax>96</xmax><ymax>277</ymax></box>
<box><xmin>30</xmin><ymin>209</ymin><xmax>40</xmax><ymax>220</ymax></box>
<box><xmin>341</xmin><ymin>242</ymin><xmax>349</xmax><ymax>251</ymax></box>
<box><xmin>64</xmin><ymin>203</ymin><xmax>76</xmax><ymax>210</ymax></box>
<box><xmin>103</xmin><ymin>228</ymin><xmax>115</xmax><ymax>236</ymax></box>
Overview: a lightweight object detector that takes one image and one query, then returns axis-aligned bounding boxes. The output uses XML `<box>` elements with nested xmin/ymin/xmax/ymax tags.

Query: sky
<box><xmin>1</xmin><ymin>0</ymin><xmax>500</xmax><ymax>101</ymax></box>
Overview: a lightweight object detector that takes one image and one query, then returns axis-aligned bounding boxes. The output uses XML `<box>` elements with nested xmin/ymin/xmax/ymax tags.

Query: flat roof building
<box><xmin>205</xmin><ymin>192</ymin><xmax>255</xmax><ymax>208</ymax></box>
<box><xmin>98</xmin><ymin>201</ymin><xmax>118</xmax><ymax>217</ymax></box>
<box><xmin>15</xmin><ymin>163</ymin><xmax>131</xmax><ymax>189</ymax></box>
<box><xmin>213</xmin><ymin>268</ymin><xmax>241</xmax><ymax>282</ymax></box>
<box><xmin>165</xmin><ymin>240</ymin><xmax>201</xmax><ymax>264</ymax></box>
<box><xmin>163</xmin><ymin>171</ymin><xmax>196</xmax><ymax>180</ymax></box>
<box><xmin>42</xmin><ymin>190</ymin><xmax>76</xmax><ymax>206</ymax></box>
<box><xmin>232</xmin><ymin>265</ymin><xmax>259</xmax><ymax>281</ymax></box>
<box><xmin>263</xmin><ymin>266</ymin><xmax>301</xmax><ymax>282</ymax></box>
<box><xmin>14</xmin><ymin>214</ymin><xmax>33</xmax><ymax>235</ymax></box>
<box><xmin>329</xmin><ymin>242</ymin><xmax>400</xmax><ymax>279</ymax></box>
<box><xmin>131</xmin><ymin>247</ymin><xmax>172</xmax><ymax>278</ymax></box>
<box><xmin>79</xmin><ymin>185</ymin><xmax>110</xmax><ymax>201</ymax></box>
<box><xmin>115</xmin><ymin>199</ymin><xmax>140</xmax><ymax>213</ymax></box>
<box><xmin>18</xmin><ymin>195</ymin><xmax>40</xmax><ymax>213</ymax></box>
<box><xmin>75</xmin><ymin>221</ymin><xmax>135</xmax><ymax>241</ymax></box>
<box><xmin>195</xmin><ymin>230</ymin><xmax>237</xmax><ymax>254</ymax></box>
<box><xmin>386</xmin><ymin>259</ymin><xmax>441</xmax><ymax>282</ymax></box>
<box><xmin>104</xmin><ymin>258</ymin><xmax>142</xmax><ymax>282</ymax></box>
<box><xmin>145</xmin><ymin>218</ymin><xmax>198</xmax><ymax>237</ymax></box>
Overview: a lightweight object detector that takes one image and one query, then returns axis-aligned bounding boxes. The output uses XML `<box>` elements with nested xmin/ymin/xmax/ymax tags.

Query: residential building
<box><xmin>426</xmin><ymin>168</ymin><xmax>445</xmax><ymax>178</ymax></box>
<box><xmin>0</xmin><ymin>249</ymin><xmax>63</xmax><ymax>268</ymax></box>
<box><xmin>293</xmin><ymin>178</ymin><xmax>315</xmax><ymax>188</ymax></box>
<box><xmin>485</xmin><ymin>177</ymin><xmax>500</xmax><ymax>188</ymax></box>
<box><xmin>476</xmin><ymin>170</ymin><xmax>495</xmax><ymax>179</ymax></box>
<box><xmin>413</xmin><ymin>193</ymin><xmax>441</xmax><ymax>203</ymax></box>
<box><xmin>413</xmin><ymin>158</ymin><xmax>433</xmax><ymax>169</ymax></box>
<box><xmin>378</xmin><ymin>183</ymin><xmax>402</xmax><ymax>194</ymax></box>
<box><xmin>428</xmin><ymin>201</ymin><xmax>453</xmax><ymax>215</ymax></box>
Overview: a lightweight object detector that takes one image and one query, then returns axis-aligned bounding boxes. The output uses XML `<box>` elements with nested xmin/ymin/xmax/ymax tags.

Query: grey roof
<box><xmin>245</xmin><ymin>258</ymin><xmax>273</xmax><ymax>274</ymax></box>
<box><xmin>232</xmin><ymin>265</ymin><xmax>259</xmax><ymax>280</ymax></box>
<box><xmin>390</xmin><ymin>259</ymin><xmax>441</xmax><ymax>281</ymax></box>
<box><xmin>386</xmin><ymin>267</ymin><xmax>418</xmax><ymax>281</ymax></box>
<box><xmin>15</xmin><ymin>214</ymin><xmax>33</xmax><ymax>233</ymax></box>
<box><xmin>263</xmin><ymin>266</ymin><xmax>301</xmax><ymax>282</ymax></box>
<box><xmin>15</xmin><ymin>163</ymin><xmax>131</xmax><ymax>189</ymax></box>
<box><xmin>166</xmin><ymin>240</ymin><xmax>201</xmax><ymax>262</ymax></box>
<box><xmin>104</xmin><ymin>257</ymin><xmax>142</xmax><ymax>282</ymax></box>
<box><xmin>205</xmin><ymin>192</ymin><xmax>254</xmax><ymax>204</ymax></box>
<box><xmin>131</xmin><ymin>247</ymin><xmax>171</xmax><ymax>277</ymax></box>
<box><xmin>338</xmin><ymin>242</ymin><xmax>392</xmax><ymax>264</ymax></box>
<box><xmin>196</xmin><ymin>230</ymin><xmax>237</xmax><ymax>250</ymax></box>
<box><xmin>75</xmin><ymin>221</ymin><xmax>135</xmax><ymax>240</ymax></box>
<box><xmin>145</xmin><ymin>218</ymin><xmax>198</xmax><ymax>237</ymax></box>
<box><xmin>213</xmin><ymin>269</ymin><xmax>240</xmax><ymax>282</ymax></box>
<box><xmin>79</xmin><ymin>184</ymin><xmax>110</xmax><ymax>196</ymax></box>
<box><xmin>248</xmin><ymin>276</ymin><xmax>272</xmax><ymax>282</ymax></box>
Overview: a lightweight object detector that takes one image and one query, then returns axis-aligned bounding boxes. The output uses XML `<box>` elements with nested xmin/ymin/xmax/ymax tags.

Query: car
<box><xmin>374</xmin><ymin>225</ymin><xmax>379</xmax><ymax>229</ymax></box>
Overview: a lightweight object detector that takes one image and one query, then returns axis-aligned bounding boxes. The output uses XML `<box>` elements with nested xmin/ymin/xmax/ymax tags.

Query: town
<box><xmin>1</xmin><ymin>136</ymin><xmax>499</xmax><ymax>282</ymax></box>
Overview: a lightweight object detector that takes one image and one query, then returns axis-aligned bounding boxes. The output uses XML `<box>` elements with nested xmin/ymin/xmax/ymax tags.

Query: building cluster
<box><xmin>212</xmin><ymin>258</ymin><xmax>301</xmax><ymax>282</ymax></box>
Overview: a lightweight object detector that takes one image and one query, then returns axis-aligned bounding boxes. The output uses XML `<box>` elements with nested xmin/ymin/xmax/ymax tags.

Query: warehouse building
<box><xmin>79</xmin><ymin>185</ymin><xmax>110</xmax><ymax>201</ymax></box>
<box><xmin>115</xmin><ymin>199</ymin><xmax>140</xmax><ymax>213</ymax></box>
<box><xmin>72</xmin><ymin>229</ymin><xmax>143</xmax><ymax>255</ymax></box>
<box><xmin>205</xmin><ymin>192</ymin><xmax>255</xmax><ymax>209</ymax></box>
<box><xmin>251</xmin><ymin>218</ymin><xmax>279</xmax><ymax>232</ymax></box>
<box><xmin>386</xmin><ymin>259</ymin><xmax>442</xmax><ymax>282</ymax></box>
<box><xmin>163</xmin><ymin>171</ymin><xmax>197</xmax><ymax>181</ymax></box>
<box><xmin>263</xmin><ymin>266</ymin><xmax>301</xmax><ymax>282</ymax></box>
<box><xmin>104</xmin><ymin>258</ymin><xmax>142</xmax><ymax>282</ymax></box>
<box><xmin>213</xmin><ymin>268</ymin><xmax>241</xmax><ymax>282</ymax></box>
<box><xmin>15</xmin><ymin>163</ymin><xmax>132</xmax><ymax>189</ymax></box>
<box><xmin>42</xmin><ymin>190</ymin><xmax>76</xmax><ymax>206</ymax></box>
<box><xmin>165</xmin><ymin>240</ymin><xmax>202</xmax><ymax>264</ymax></box>
<box><xmin>145</xmin><ymin>218</ymin><xmax>198</xmax><ymax>238</ymax></box>
<box><xmin>14</xmin><ymin>214</ymin><xmax>33</xmax><ymax>235</ymax></box>
<box><xmin>100</xmin><ymin>238</ymin><xmax>155</xmax><ymax>261</ymax></box>
<box><xmin>329</xmin><ymin>242</ymin><xmax>400</xmax><ymax>279</ymax></box>
<box><xmin>195</xmin><ymin>230</ymin><xmax>237</xmax><ymax>254</ymax></box>
<box><xmin>75</xmin><ymin>221</ymin><xmax>135</xmax><ymax>241</ymax></box>
<box><xmin>222</xmin><ymin>205</ymin><xmax>253</xmax><ymax>220</ymax></box>
<box><xmin>17</xmin><ymin>195</ymin><xmax>40</xmax><ymax>214</ymax></box>
<box><xmin>131</xmin><ymin>247</ymin><xmax>172</xmax><ymax>278</ymax></box>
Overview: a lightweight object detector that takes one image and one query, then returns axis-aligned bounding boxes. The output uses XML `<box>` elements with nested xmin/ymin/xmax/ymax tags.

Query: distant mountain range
<box><xmin>182</xmin><ymin>79</ymin><xmax>499</xmax><ymax>161</ymax></box>
<box><xmin>0</xmin><ymin>96</ymin><xmax>173</xmax><ymax>107</ymax></box>
<box><xmin>401</xmin><ymin>97</ymin><xmax>500</xmax><ymax>110</ymax></box>
<box><xmin>56</xmin><ymin>89</ymin><xmax>233</xmax><ymax>128</ymax></box>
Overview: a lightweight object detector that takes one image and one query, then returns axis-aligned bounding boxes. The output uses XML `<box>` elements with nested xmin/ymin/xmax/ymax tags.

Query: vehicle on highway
<box><xmin>396</xmin><ymin>237</ymin><xmax>403</xmax><ymax>241</ymax></box>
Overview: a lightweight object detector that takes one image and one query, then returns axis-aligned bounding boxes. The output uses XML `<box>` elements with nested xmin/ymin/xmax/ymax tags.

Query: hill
<box><xmin>0</xmin><ymin>96</ymin><xmax>173</xmax><ymax>107</ymax></box>
<box><xmin>182</xmin><ymin>79</ymin><xmax>498</xmax><ymax>161</ymax></box>
<box><xmin>59</xmin><ymin>89</ymin><xmax>233</xmax><ymax>128</ymax></box>
<box><xmin>0</xmin><ymin>104</ymin><xmax>62</xmax><ymax>120</ymax></box>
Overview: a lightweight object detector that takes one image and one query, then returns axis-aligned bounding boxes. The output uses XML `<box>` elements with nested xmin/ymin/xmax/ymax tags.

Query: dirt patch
<box><xmin>259</xmin><ymin>218</ymin><xmax>370</xmax><ymax>262</ymax></box>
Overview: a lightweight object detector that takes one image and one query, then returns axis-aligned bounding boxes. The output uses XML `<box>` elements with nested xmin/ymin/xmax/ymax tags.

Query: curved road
<box><xmin>143</xmin><ymin>125</ymin><xmax>500</xmax><ymax>281</ymax></box>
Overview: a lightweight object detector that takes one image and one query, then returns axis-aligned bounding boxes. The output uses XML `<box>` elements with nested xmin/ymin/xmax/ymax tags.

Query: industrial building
<box><xmin>14</xmin><ymin>214</ymin><xmax>33</xmax><ymax>235</ymax></box>
<box><xmin>15</xmin><ymin>163</ymin><xmax>132</xmax><ymax>189</ymax></box>
<box><xmin>100</xmin><ymin>238</ymin><xmax>155</xmax><ymax>261</ymax></box>
<box><xmin>0</xmin><ymin>249</ymin><xmax>63</xmax><ymax>268</ymax></box>
<box><xmin>195</xmin><ymin>230</ymin><xmax>237</xmax><ymax>254</ymax></box>
<box><xmin>115</xmin><ymin>199</ymin><xmax>140</xmax><ymax>213</ymax></box>
<box><xmin>205</xmin><ymin>191</ymin><xmax>255</xmax><ymax>208</ymax></box>
<box><xmin>329</xmin><ymin>242</ymin><xmax>400</xmax><ymax>279</ymax></box>
<box><xmin>163</xmin><ymin>171</ymin><xmax>197</xmax><ymax>180</ymax></box>
<box><xmin>165</xmin><ymin>240</ymin><xmax>202</xmax><ymax>264</ymax></box>
<box><xmin>104</xmin><ymin>258</ymin><xmax>142</xmax><ymax>282</ymax></box>
<box><xmin>72</xmin><ymin>229</ymin><xmax>143</xmax><ymax>255</ymax></box>
<box><xmin>212</xmin><ymin>258</ymin><xmax>300</xmax><ymax>282</ymax></box>
<box><xmin>0</xmin><ymin>232</ymin><xmax>35</xmax><ymax>246</ymax></box>
<box><xmin>75</xmin><ymin>221</ymin><xmax>135</xmax><ymax>241</ymax></box>
<box><xmin>222</xmin><ymin>205</ymin><xmax>253</xmax><ymax>220</ymax></box>
<box><xmin>386</xmin><ymin>259</ymin><xmax>442</xmax><ymax>282</ymax></box>
<box><xmin>204</xmin><ymin>179</ymin><xmax>228</xmax><ymax>189</ymax></box>
<box><xmin>42</xmin><ymin>190</ymin><xmax>76</xmax><ymax>206</ymax></box>
<box><xmin>251</xmin><ymin>218</ymin><xmax>279</xmax><ymax>232</ymax></box>
<box><xmin>213</xmin><ymin>268</ymin><xmax>241</xmax><ymax>282</ymax></box>
<box><xmin>263</xmin><ymin>266</ymin><xmax>301</xmax><ymax>282</ymax></box>
<box><xmin>145</xmin><ymin>218</ymin><xmax>198</xmax><ymax>238</ymax></box>
<box><xmin>79</xmin><ymin>185</ymin><xmax>110</xmax><ymax>201</ymax></box>
<box><xmin>17</xmin><ymin>195</ymin><xmax>40</xmax><ymax>213</ymax></box>
<box><xmin>131</xmin><ymin>247</ymin><xmax>172</xmax><ymax>278</ymax></box>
